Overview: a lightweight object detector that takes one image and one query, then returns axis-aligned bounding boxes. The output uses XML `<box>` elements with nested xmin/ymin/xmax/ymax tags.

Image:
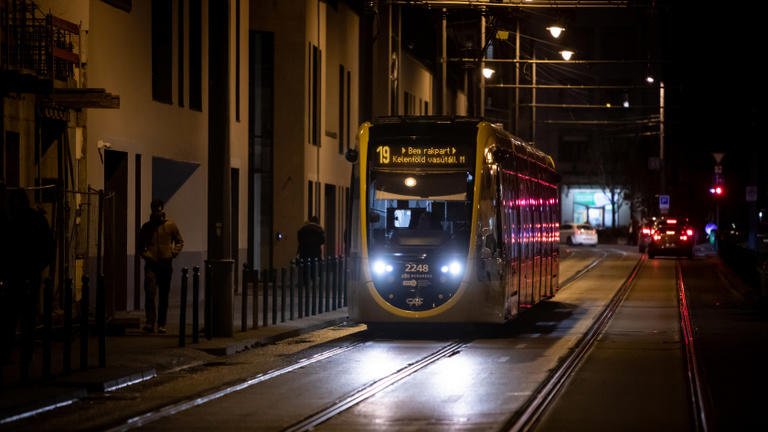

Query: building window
<box><xmin>189</xmin><ymin>0</ymin><xmax>202</xmax><ymax>111</ymax></box>
<box><xmin>235</xmin><ymin>0</ymin><xmax>240</xmax><ymax>122</ymax></box>
<box><xmin>309</xmin><ymin>44</ymin><xmax>321</xmax><ymax>146</ymax></box>
<box><xmin>151</xmin><ymin>0</ymin><xmax>173</xmax><ymax>104</ymax></box>
<box><xmin>346</xmin><ymin>70</ymin><xmax>351</xmax><ymax>151</ymax></box>
<box><xmin>177</xmin><ymin>0</ymin><xmax>184</xmax><ymax>107</ymax></box>
<box><xmin>308</xmin><ymin>180</ymin><xmax>314</xmax><ymax>219</ymax></box>
<box><xmin>338</xmin><ymin>64</ymin><xmax>345</xmax><ymax>154</ymax></box>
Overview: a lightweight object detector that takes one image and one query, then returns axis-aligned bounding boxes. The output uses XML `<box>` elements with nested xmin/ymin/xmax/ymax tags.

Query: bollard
<box><xmin>241</xmin><ymin>264</ymin><xmax>249</xmax><ymax>332</ymax></box>
<box><xmin>280</xmin><ymin>267</ymin><xmax>287</xmax><ymax>323</ymax></box>
<box><xmin>80</xmin><ymin>275</ymin><xmax>90</xmax><ymax>371</ymax></box>
<box><xmin>289</xmin><ymin>261</ymin><xmax>295</xmax><ymax>321</ymax></box>
<box><xmin>298</xmin><ymin>260</ymin><xmax>305</xmax><ymax>319</ymax></box>
<box><xmin>97</xmin><ymin>274</ymin><xmax>106</xmax><ymax>368</ymax></box>
<box><xmin>192</xmin><ymin>266</ymin><xmax>200</xmax><ymax>344</ymax></box>
<box><xmin>19</xmin><ymin>280</ymin><xmax>33</xmax><ymax>382</ymax></box>
<box><xmin>343</xmin><ymin>256</ymin><xmax>348</xmax><ymax>307</ymax></box>
<box><xmin>63</xmin><ymin>278</ymin><xmax>72</xmax><ymax>375</ymax></box>
<box><xmin>262</xmin><ymin>268</ymin><xmax>269</xmax><ymax>327</ymax></box>
<box><xmin>322</xmin><ymin>258</ymin><xmax>328</xmax><ymax>313</ymax></box>
<box><xmin>179</xmin><ymin>268</ymin><xmax>189</xmax><ymax>347</ymax></box>
<box><xmin>331</xmin><ymin>256</ymin><xmax>338</xmax><ymax>310</ymax></box>
<box><xmin>337</xmin><ymin>256</ymin><xmax>343</xmax><ymax>309</ymax></box>
<box><xmin>43</xmin><ymin>278</ymin><xmax>53</xmax><ymax>380</ymax></box>
<box><xmin>272</xmin><ymin>269</ymin><xmax>278</xmax><ymax>325</ymax></box>
<box><xmin>304</xmin><ymin>260</ymin><xmax>311</xmax><ymax>317</ymax></box>
<box><xmin>204</xmin><ymin>263</ymin><xmax>213</xmax><ymax>340</ymax></box>
<box><xmin>251</xmin><ymin>270</ymin><xmax>259</xmax><ymax>329</ymax></box>
<box><xmin>318</xmin><ymin>258</ymin><xmax>324</xmax><ymax>314</ymax></box>
<box><xmin>311</xmin><ymin>259</ymin><xmax>318</xmax><ymax>316</ymax></box>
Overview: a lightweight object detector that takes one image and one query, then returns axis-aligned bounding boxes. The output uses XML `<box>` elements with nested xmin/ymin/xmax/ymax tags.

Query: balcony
<box><xmin>1</xmin><ymin>0</ymin><xmax>81</xmax><ymax>91</ymax></box>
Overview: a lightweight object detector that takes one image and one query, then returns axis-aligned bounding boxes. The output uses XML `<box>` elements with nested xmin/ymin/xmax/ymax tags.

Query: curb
<box><xmin>0</xmin><ymin>313</ymin><xmax>349</xmax><ymax>426</ymax></box>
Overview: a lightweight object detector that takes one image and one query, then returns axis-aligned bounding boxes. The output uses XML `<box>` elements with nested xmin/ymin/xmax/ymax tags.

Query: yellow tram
<box><xmin>347</xmin><ymin>117</ymin><xmax>560</xmax><ymax>323</ymax></box>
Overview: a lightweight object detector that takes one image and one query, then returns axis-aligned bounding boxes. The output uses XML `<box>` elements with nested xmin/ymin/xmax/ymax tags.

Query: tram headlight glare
<box><xmin>372</xmin><ymin>260</ymin><xmax>393</xmax><ymax>275</ymax></box>
<box><xmin>448</xmin><ymin>261</ymin><xmax>462</xmax><ymax>276</ymax></box>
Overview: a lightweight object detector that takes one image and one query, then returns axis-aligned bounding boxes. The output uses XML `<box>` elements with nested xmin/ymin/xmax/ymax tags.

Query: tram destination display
<box><xmin>371</xmin><ymin>142</ymin><xmax>473</xmax><ymax>169</ymax></box>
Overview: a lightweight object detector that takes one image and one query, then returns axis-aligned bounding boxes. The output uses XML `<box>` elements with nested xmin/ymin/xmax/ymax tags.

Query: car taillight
<box><xmin>686</xmin><ymin>229</ymin><xmax>693</xmax><ymax>236</ymax></box>
<box><xmin>653</xmin><ymin>234</ymin><xmax>661</xmax><ymax>241</ymax></box>
<box><xmin>642</xmin><ymin>228</ymin><xmax>650</xmax><ymax>235</ymax></box>
<box><xmin>667</xmin><ymin>219</ymin><xmax>677</xmax><ymax>224</ymax></box>
<box><xmin>680</xmin><ymin>235</ymin><xmax>688</xmax><ymax>241</ymax></box>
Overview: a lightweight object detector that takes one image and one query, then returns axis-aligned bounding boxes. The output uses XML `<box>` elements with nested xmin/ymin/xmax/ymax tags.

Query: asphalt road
<box><xmin>14</xmin><ymin>245</ymin><xmax>730</xmax><ymax>432</ymax></box>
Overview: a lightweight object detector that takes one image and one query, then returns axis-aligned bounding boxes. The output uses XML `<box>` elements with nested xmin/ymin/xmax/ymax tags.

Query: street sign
<box><xmin>659</xmin><ymin>195</ymin><xmax>670</xmax><ymax>212</ymax></box>
<box><xmin>746</xmin><ymin>186</ymin><xmax>758</xmax><ymax>202</ymax></box>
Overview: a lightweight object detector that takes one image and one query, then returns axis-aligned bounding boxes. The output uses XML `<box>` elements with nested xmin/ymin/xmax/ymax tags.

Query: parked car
<box><xmin>647</xmin><ymin>217</ymin><xmax>694</xmax><ymax>259</ymax></box>
<box><xmin>560</xmin><ymin>223</ymin><xmax>598</xmax><ymax>246</ymax></box>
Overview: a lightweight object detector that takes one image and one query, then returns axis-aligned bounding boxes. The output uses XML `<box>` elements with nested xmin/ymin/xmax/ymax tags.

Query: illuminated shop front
<box><xmin>560</xmin><ymin>186</ymin><xmax>630</xmax><ymax>228</ymax></box>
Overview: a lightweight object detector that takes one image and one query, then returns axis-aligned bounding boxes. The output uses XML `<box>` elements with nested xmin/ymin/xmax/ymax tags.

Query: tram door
<box><xmin>519</xmin><ymin>169</ymin><xmax>533</xmax><ymax>306</ymax></box>
<box><xmin>531</xmin><ymin>188</ymin><xmax>540</xmax><ymax>305</ymax></box>
<box><xmin>542</xmin><ymin>187</ymin><xmax>552</xmax><ymax>297</ymax></box>
<box><xmin>501</xmin><ymin>170</ymin><xmax>519</xmax><ymax>318</ymax></box>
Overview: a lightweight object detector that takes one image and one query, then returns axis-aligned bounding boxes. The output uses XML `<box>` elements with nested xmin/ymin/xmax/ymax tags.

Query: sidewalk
<box><xmin>0</xmin><ymin>288</ymin><xmax>349</xmax><ymax>425</ymax></box>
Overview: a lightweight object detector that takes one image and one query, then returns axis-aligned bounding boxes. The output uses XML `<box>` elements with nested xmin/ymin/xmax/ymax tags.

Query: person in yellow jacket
<box><xmin>139</xmin><ymin>199</ymin><xmax>183</xmax><ymax>333</ymax></box>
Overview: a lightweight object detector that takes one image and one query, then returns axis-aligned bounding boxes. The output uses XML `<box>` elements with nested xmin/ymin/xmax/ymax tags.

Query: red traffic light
<box><xmin>714</xmin><ymin>186</ymin><xmax>723</xmax><ymax>195</ymax></box>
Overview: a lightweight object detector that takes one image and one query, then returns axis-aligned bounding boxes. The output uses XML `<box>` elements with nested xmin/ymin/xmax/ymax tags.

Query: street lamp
<box><xmin>559</xmin><ymin>50</ymin><xmax>574</xmax><ymax>61</ymax></box>
<box><xmin>547</xmin><ymin>25</ymin><xmax>565</xmax><ymax>38</ymax></box>
<box><xmin>482</xmin><ymin>67</ymin><xmax>495</xmax><ymax>79</ymax></box>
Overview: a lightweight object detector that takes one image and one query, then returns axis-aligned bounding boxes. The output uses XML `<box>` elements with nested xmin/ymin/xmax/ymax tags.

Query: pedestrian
<box><xmin>1</xmin><ymin>187</ymin><xmax>54</xmax><ymax>379</ymax></box>
<box><xmin>139</xmin><ymin>199</ymin><xmax>183</xmax><ymax>334</ymax></box>
<box><xmin>297</xmin><ymin>216</ymin><xmax>325</xmax><ymax>261</ymax></box>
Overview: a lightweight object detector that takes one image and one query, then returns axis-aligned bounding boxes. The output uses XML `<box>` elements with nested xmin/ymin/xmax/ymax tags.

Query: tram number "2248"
<box><xmin>404</xmin><ymin>263</ymin><xmax>429</xmax><ymax>273</ymax></box>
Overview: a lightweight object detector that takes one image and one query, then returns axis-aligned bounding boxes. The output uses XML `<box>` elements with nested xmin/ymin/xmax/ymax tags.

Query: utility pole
<box><xmin>207</xmin><ymin>0</ymin><xmax>233</xmax><ymax>337</ymax></box>
<box><xmin>659</xmin><ymin>81</ymin><xmax>665</xmax><ymax>194</ymax></box>
<box><xmin>479</xmin><ymin>10</ymin><xmax>486</xmax><ymax>117</ymax></box>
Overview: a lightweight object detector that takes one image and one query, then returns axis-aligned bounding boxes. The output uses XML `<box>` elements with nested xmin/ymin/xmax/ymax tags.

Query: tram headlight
<box><xmin>372</xmin><ymin>260</ymin><xmax>393</xmax><ymax>275</ymax></box>
<box><xmin>440</xmin><ymin>260</ymin><xmax>463</xmax><ymax>277</ymax></box>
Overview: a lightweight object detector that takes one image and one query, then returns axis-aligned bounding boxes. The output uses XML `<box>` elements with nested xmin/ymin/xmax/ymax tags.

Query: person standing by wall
<box><xmin>297</xmin><ymin>216</ymin><xmax>325</xmax><ymax>261</ymax></box>
<box><xmin>1</xmin><ymin>187</ymin><xmax>54</xmax><ymax>380</ymax></box>
<box><xmin>139</xmin><ymin>199</ymin><xmax>183</xmax><ymax>334</ymax></box>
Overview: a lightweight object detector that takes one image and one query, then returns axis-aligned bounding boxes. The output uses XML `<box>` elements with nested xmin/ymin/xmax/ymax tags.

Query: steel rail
<box><xmin>105</xmin><ymin>251</ymin><xmax>617</xmax><ymax>432</ymax></box>
<box><xmin>558</xmin><ymin>251</ymin><xmax>607</xmax><ymax>288</ymax></box>
<box><xmin>677</xmin><ymin>262</ymin><xmax>710</xmax><ymax>432</ymax></box>
<box><xmin>502</xmin><ymin>254</ymin><xmax>646</xmax><ymax>432</ymax></box>
<box><xmin>283</xmin><ymin>250</ymin><xmax>610</xmax><ymax>432</ymax></box>
<box><xmin>283</xmin><ymin>340</ymin><xmax>468</xmax><ymax>432</ymax></box>
<box><xmin>105</xmin><ymin>341</ymin><xmax>366</xmax><ymax>432</ymax></box>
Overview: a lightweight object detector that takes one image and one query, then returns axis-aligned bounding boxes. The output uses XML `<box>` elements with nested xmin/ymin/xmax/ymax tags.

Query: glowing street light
<box><xmin>482</xmin><ymin>67</ymin><xmax>495</xmax><ymax>79</ymax></box>
<box><xmin>559</xmin><ymin>50</ymin><xmax>574</xmax><ymax>61</ymax></box>
<box><xmin>547</xmin><ymin>25</ymin><xmax>565</xmax><ymax>39</ymax></box>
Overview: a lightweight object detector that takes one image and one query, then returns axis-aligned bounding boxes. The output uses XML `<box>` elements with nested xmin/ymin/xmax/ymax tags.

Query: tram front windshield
<box><xmin>367</xmin><ymin>171</ymin><xmax>473</xmax><ymax>255</ymax></box>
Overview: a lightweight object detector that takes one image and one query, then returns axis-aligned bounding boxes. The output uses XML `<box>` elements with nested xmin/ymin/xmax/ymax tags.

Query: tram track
<box><xmin>677</xmin><ymin>261</ymin><xmax>710</xmax><ymax>432</ymax></box>
<box><xmin>283</xmin><ymin>340</ymin><xmax>468</xmax><ymax>432</ymax></box>
<box><xmin>558</xmin><ymin>251</ymin><xmax>607</xmax><ymax>289</ymax></box>
<box><xmin>502</xmin><ymin>254</ymin><xmax>646</xmax><ymax>432</ymax></box>
<box><xmin>101</xmin><ymin>251</ymin><xmax>621</xmax><ymax>432</ymax></box>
